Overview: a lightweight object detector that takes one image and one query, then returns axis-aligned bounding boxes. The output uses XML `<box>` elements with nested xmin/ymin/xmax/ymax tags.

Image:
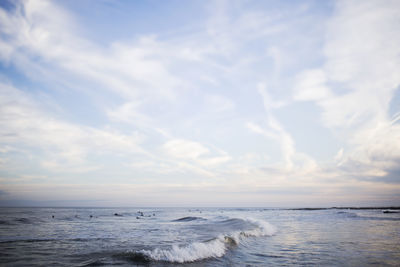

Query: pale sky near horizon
<box><xmin>0</xmin><ymin>0</ymin><xmax>399</xmax><ymax>207</ymax></box>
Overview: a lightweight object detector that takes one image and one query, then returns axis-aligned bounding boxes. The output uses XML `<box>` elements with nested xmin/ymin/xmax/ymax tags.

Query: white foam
<box><xmin>244</xmin><ymin>217</ymin><xmax>277</xmax><ymax>236</ymax></box>
<box><xmin>139</xmin><ymin>237</ymin><xmax>226</xmax><ymax>263</ymax></box>
<box><xmin>138</xmin><ymin>217</ymin><xmax>276</xmax><ymax>263</ymax></box>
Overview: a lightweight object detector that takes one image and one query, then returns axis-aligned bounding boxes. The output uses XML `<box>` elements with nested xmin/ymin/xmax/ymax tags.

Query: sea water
<box><xmin>0</xmin><ymin>207</ymin><xmax>399</xmax><ymax>266</ymax></box>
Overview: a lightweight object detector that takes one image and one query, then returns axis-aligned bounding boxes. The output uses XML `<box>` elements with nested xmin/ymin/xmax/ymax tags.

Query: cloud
<box><xmin>0</xmin><ymin>81</ymin><xmax>147</xmax><ymax>172</ymax></box>
<box><xmin>1</xmin><ymin>0</ymin><xmax>239</xmax><ymax>182</ymax></box>
<box><xmin>289</xmin><ymin>0</ymin><xmax>400</xmax><ymax>184</ymax></box>
<box><xmin>161</xmin><ymin>138</ymin><xmax>231</xmax><ymax>176</ymax></box>
<box><xmin>247</xmin><ymin>85</ymin><xmax>317</xmax><ymax>174</ymax></box>
<box><xmin>380</xmin><ymin>166</ymin><xmax>400</xmax><ymax>184</ymax></box>
<box><xmin>163</xmin><ymin>139</ymin><xmax>209</xmax><ymax>160</ymax></box>
<box><xmin>0</xmin><ymin>0</ymin><xmax>399</xmax><ymax>205</ymax></box>
<box><xmin>293</xmin><ymin>69</ymin><xmax>332</xmax><ymax>101</ymax></box>
<box><xmin>322</xmin><ymin>0</ymin><xmax>400</xmax><ymax>127</ymax></box>
<box><xmin>0</xmin><ymin>0</ymin><xmax>180</xmax><ymax>103</ymax></box>
<box><xmin>336</xmin><ymin>118</ymin><xmax>400</xmax><ymax>181</ymax></box>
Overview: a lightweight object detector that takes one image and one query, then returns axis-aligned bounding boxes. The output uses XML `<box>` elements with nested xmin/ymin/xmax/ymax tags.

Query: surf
<box><xmin>129</xmin><ymin>217</ymin><xmax>276</xmax><ymax>263</ymax></box>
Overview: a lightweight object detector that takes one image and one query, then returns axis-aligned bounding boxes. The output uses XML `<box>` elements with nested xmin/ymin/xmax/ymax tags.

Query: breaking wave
<box><xmin>128</xmin><ymin>217</ymin><xmax>276</xmax><ymax>263</ymax></box>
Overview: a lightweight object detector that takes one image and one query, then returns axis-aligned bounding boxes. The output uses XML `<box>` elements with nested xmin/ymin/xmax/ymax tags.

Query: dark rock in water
<box><xmin>89</xmin><ymin>215</ymin><xmax>93</xmax><ymax>218</ymax></box>
<box><xmin>383</xmin><ymin>210</ymin><xmax>400</xmax><ymax>213</ymax></box>
<box><xmin>15</xmin><ymin>218</ymin><xmax>31</xmax><ymax>224</ymax></box>
<box><xmin>114</xmin><ymin>213</ymin><xmax>123</xmax><ymax>216</ymax></box>
<box><xmin>173</xmin><ymin>216</ymin><xmax>205</xmax><ymax>222</ymax></box>
<box><xmin>0</xmin><ymin>220</ymin><xmax>13</xmax><ymax>225</ymax></box>
<box><xmin>52</xmin><ymin>215</ymin><xmax>54</xmax><ymax>218</ymax></box>
<box><xmin>291</xmin><ymin>208</ymin><xmax>328</xmax><ymax>210</ymax></box>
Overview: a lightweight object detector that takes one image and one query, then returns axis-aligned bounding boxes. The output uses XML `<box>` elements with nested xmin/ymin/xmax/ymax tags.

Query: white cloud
<box><xmin>321</xmin><ymin>0</ymin><xmax>400</xmax><ymax>128</ymax></box>
<box><xmin>339</xmin><ymin>119</ymin><xmax>400</xmax><ymax>179</ymax></box>
<box><xmin>290</xmin><ymin>0</ymin><xmax>400</xmax><ymax>183</ymax></box>
<box><xmin>197</xmin><ymin>155</ymin><xmax>231</xmax><ymax>166</ymax></box>
<box><xmin>157</xmin><ymin>138</ymin><xmax>232</xmax><ymax>177</ymax></box>
<box><xmin>163</xmin><ymin>139</ymin><xmax>209</xmax><ymax>160</ymax></box>
<box><xmin>106</xmin><ymin>101</ymin><xmax>150</xmax><ymax>125</ymax></box>
<box><xmin>0</xmin><ymin>0</ymin><xmax>399</xmax><ymax>205</ymax></box>
<box><xmin>0</xmin><ymin>0</ymin><xmax>180</xmax><ymax>102</ymax></box>
<box><xmin>293</xmin><ymin>69</ymin><xmax>332</xmax><ymax>101</ymax></box>
<box><xmin>247</xmin><ymin>85</ymin><xmax>317</xmax><ymax>174</ymax></box>
<box><xmin>324</xmin><ymin>0</ymin><xmax>400</xmax><ymax>88</ymax></box>
<box><xmin>0</xmin><ymin>81</ymin><xmax>146</xmax><ymax>172</ymax></box>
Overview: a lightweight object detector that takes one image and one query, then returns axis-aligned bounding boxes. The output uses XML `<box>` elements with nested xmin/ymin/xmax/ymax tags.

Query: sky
<box><xmin>0</xmin><ymin>0</ymin><xmax>399</xmax><ymax>207</ymax></box>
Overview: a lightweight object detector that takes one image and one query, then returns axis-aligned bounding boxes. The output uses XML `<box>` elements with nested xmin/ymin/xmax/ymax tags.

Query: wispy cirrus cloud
<box><xmin>290</xmin><ymin>0</ymin><xmax>400</xmax><ymax>185</ymax></box>
<box><xmin>0</xmin><ymin>81</ymin><xmax>147</xmax><ymax>172</ymax></box>
<box><xmin>0</xmin><ymin>0</ymin><xmax>399</xmax><ymax>206</ymax></box>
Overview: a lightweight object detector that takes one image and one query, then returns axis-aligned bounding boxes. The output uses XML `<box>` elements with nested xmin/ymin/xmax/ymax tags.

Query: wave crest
<box><xmin>133</xmin><ymin>217</ymin><xmax>276</xmax><ymax>263</ymax></box>
<box><xmin>140</xmin><ymin>238</ymin><xmax>226</xmax><ymax>263</ymax></box>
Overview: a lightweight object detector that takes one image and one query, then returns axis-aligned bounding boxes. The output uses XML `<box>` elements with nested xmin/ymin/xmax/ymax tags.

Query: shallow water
<box><xmin>0</xmin><ymin>207</ymin><xmax>399</xmax><ymax>266</ymax></box>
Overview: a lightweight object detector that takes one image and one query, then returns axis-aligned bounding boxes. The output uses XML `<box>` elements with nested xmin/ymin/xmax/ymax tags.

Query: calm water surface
<box><xmin>0</xmin><ymin>207</ymin><xmax>399</xmax><ymax>266</ymax></box>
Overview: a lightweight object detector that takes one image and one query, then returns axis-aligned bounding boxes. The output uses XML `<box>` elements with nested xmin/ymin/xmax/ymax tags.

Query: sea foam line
<box><xmin>136</xmin><ymin>218</ymin><xmax>276</xmax><ymax>263</ymax></box>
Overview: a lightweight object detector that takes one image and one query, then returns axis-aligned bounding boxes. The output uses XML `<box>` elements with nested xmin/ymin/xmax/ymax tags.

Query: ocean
<box><xmin>0</xmin><ymin>207</ymin><xmax>399</xmax><ymax>266</ymax></box>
